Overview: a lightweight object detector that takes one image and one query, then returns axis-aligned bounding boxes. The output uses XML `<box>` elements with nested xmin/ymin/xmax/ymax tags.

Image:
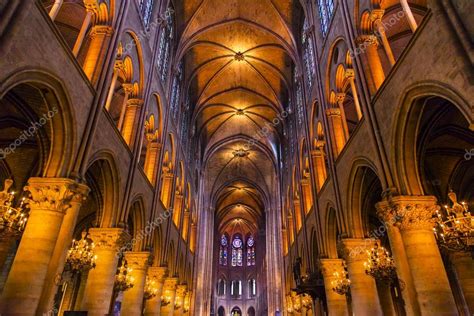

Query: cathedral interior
<box><xmin>0</xmin><ymin>0</ymin><xmax>473</xmax><ymax>315</ymax></box>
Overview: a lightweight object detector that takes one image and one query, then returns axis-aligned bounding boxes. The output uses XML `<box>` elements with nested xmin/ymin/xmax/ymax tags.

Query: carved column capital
<box><xmin>89</xmin><ymin>25</ymin><xmax>114</xmax><ymax>38</ymax></box>
<box><xmin>87</xmin><ymin>227</ymin><xmax>130</xmax><ymax>251</ymax></box>
<box><xmin>356</xmin><ymin>35</ymin><xmax>379</xmax><ymax>47</ymax></box>
<box><xmin>124</xmin><ymin>251</ymin><xmax>152</xmax><ymax>271</ymax></box>
<box><xmin>127</xmin><ymin>98</ymin><xmax>144</xmax><ymax>108</ymax></box>
<box><xmin>344</xmin><ymin>68</ymin><xmax>355</xmax><ymax>80</ymax></box>
<box><xmin>369</xmin><ymin>9</ymin><xmax>385</xmax><ymax>24</ymax></box>
<box><xmin>24</xmin><ymin>178</ymin><xmax>88</xmax><ymax>214</ymax></box>
<box><xmin>340</xmin><ymin>238</ymin><xmax>376</xmax><ymax>262</ymax></box>
<box><xmin>176</xmin><ymin>285</ymin><xmax>187</xmax><ymax>298</ymax></box>
<box><xmin>325</xmin><ymin>107</ymin><xmax>342</xmax><ymax>117</ymax></box>
<box><xmin>163</xmin><ymin>277</ymin><xmax>178</xmax><ymax>291</ymax></box>
<box><xmin>319</xmin><ymin>258</ymin><xmax>345</xmax><ymax>276</ymax></box>
<box><xmin>148</xmin><ymin>266</ymin><xmax>168</xmax><ymax>282</ymax></box>
<box><xmin>375</xmin><ymin>195</ymin><xmax>439</xmax><ymax>231</ymax></box>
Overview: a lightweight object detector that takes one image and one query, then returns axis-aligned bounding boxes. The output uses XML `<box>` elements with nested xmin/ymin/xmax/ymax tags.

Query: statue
<box><xmin>293</xmin><ymin>257</ymin><xmax>302</xmax><ymax>287</ymax></box>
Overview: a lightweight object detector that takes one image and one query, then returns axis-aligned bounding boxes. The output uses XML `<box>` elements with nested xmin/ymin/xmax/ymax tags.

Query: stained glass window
<box><xmin>302</xmin><ymin>18</ymin><xmax>315</xmax><ymax>88</ymax></box>
<box><xmin>157</xmin><ymin>6</ymin><xmax>174</xmax><ymax>82</ymax></box>
<box><xmin>317</xmin><ymin>0</ymin><xmax>334</xmax><ymax>36</ymax></box>
<box><xmin>139</xmin><ymin>0</ymin><xmax>154</xmax><ymax>28</ymax></box>
<box><xmin>232</xmin><ymin>236</ymin><xmax>243</xmax><ymax>267</ymax></box>
<box><xmin>246</xmin><ymin>236</ymin><xmax>255</xmax><ymax>266</ymax></box>
<box><xmin>219</xmin><ymin>235</ymin><xmax>228</xmax><ymax>266</ymax></box>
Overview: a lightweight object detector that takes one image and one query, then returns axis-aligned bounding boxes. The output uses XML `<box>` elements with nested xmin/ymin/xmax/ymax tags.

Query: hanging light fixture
<box><xmin>364</xmin><ymin>243</ymin><xmax>397</xmax><ymax>282</ymax></box>
<box><xmin>143</xmin><ymin>276</ymin><xmax>158</xmax><ymax>300</ymax></box>
<box><xmin>65</xmin><ymin>232</ymin><xmax>97</xmax><ymax>273</ymax></box>
<box><xmin>301</xmin><ymin>294</ymin><xmax>312</xmax><ymax>309</ymax></box>
<box><xmin>0</xmin><ymin>179</ymin><xmax>29</xmax><ymax>237</ymax></box>
<box><xmin>434</xmin><ymin>191</ymin><xmax>473</xmax><ymax>253</ymax></box>
<box><xmin>331</xmin><ymin>262</ymin><xmax>350</xmax><ymax>295</ymax></box>
<box><xmin>114</xmin><ymin>260</ymin><xmax>134</xmax><ymax>292</ymax></box>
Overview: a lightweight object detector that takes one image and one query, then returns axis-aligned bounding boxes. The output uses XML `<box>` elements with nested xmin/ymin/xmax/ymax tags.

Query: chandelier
<box><xmin>144</xmin><ymin>276</ymin><xmax>158</xmax><ymax>300</ymax></box>
<box><xmin>434</xmin><ymin>191</ymin><xmax>473</xmax><ymax>252</ymax></box>
<box><xmin>161</xmin><ymin>291</ymin><xmax>172</xmax><ymax>306</ymax></box>
<box><xmin>286</xmin><ymin>294</ymin><xmax>294</xmax><ymax>313</ymax></box>
<box><xmin>364</xmin><ymin>243</ymin><xmax>397</xmax><ymax>282</ymax></box>
<box><xmin>301</xmin><ymin>294</ymin><xmax>312</xmax><ymax>309</ymax></box>
<box><xmin>65</xmin><ymin>232</ymin><xmax>97</xmax><ymax>273</ymax></box>
<box><xmin>114</xmin><ymin>260</ymin><xmax>134</xmax><ymax>292</ymax></box>
<box><xmin>0</xmin><ymin>179</ymin><xmax>29</xmax><ymax>237</ymax></box>
<box><xmin>331</xmin><ymin>263</ymin><xmax>350</xmax><ymax>295</ymax></box>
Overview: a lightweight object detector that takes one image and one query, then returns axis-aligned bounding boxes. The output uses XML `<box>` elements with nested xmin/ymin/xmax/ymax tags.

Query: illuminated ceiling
<box><xmin>177</xmin><ymin>0</ymin><xmax>302</xmax><ymax>234</ymax></box>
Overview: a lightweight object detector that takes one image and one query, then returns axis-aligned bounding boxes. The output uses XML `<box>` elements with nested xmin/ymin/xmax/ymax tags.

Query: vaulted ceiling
<box><xmin>176</xmin><ymin>0</ymin><xmax>304</xmax><ymax>234</ymax></box>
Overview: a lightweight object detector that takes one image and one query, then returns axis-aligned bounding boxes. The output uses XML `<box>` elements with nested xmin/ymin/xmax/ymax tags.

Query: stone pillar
<box><xmin>160</xmin><ymin>278</ymin><xmax>178</xmax><ymax>316</ymax></box>
<box><xmin>143</xmin><ymin>267</ymin><xmax>167</xmax><ymax>316</ymax></box>
<box><xmin>181</xmin><ymin>210</ymin><xmax>190</xmax><ymax>240</ymax></box>
<box><xmin>335</xmin><ymin>93</ymin><xmax>350</xmax><ymax>139</ymax></box>
<box><xmin>81</xmin><ymin>25</ymin><xmax>114</xmax><ymax>83</ymax></box>
<box><xmin>301</xmin><ymin>178</ymin><xmax>313</xmax><ymax>214</ymax></box>
<box><xmin>117</xmin><ymin>83</ymin><xmax>133</xmax><ymax>130</ymax></box>
<box><xmin>121</xmin><ymin>252</ymin><xmax>151</xmax><ymax>315</ymax></box>
<box><xmin>288</xmin><ymin>214</ymin><xmax>295</xmax><ymax>244</ymax></box>
<box><xmin>174</xmin><ymin>285</ymin><xmax>187</xmax><ymax>316</ymax></box>
<box><xmin>311</xmin><ymin>146</ymin><xmax>327</xmax><ymax>191</ymax></box>
<box><xmin>371</xmin><ymin>10</ymin><xmax>396</xmax><ymax>66</ymax></box>
<box><xmin>341</xmin><ymin>238</ymin><xmax>383</xmax><ymax>315</ymax></box>
<box><xmin>172</xmin><ymin>193</ymin><xmax>183</xmax><ymax>228</ymax></box>
<box><xmin>48</xmin><ymin>0</ymin><xmax>64</xmax><ymax>20</ymax></box>
<box><xmin>325</xmin><ymin>108</ymin><xmax>346</xmax><ymax>157</ymax></box>
<box><xmin>0</xmin><ymin>178</ymin><xmax>83</xmax><ymax>315</ymax></box>
<box><xmin>320</xmin><ymin>259</ymin><xmax>349</xmax><ymax>316</ymax></box>
<box><xmin>376</xmin><ymin>196</ymin><xmax>457</xmax><ymax>315</ymax></box>
<box><xmin>38</xmin><ymin>182</ymin><xmax>89</xmax><ymax>315</ymax></box>
<box><xmin>356</xmin><ymin>35</ymin><xmax>385</xmax><ymax>90</ymax></box>
<box><xmin>160</xmin><ymin>172</ymin><xmax>174</xmax><ymax>209</ymax></box>
<box><xmin>144</xmin><ymin>141</ymin><xmax>162</xmax><ymax>186</ymax></box>
<box><xmin>81</xmin><ymin>228</ymin><xmax>129</xmax><ymax>316</ymax></box>
<box><xmin>72</xmin><ymin>10</ymin><xmax>93</xmax><ymax>56</ymax></box>
<box><xmin>105</xmin><ymin>60</ymin><xmax>124</xmax><ymax>111</ymax></box>
<box><xmin>189</xmin><ymin>223</ymin><xmax>197</xmax><ymax>253</ymax></box>
<box><xmin>344</xmin><ymin>69</ymin><xmax>362</xmax><ymax>120</ymax></box>
<box><xmin>400</xmin><ymin>0</ymin><xmax>418</xmax><ymax>32</ymax></box>
<box><xmin>293</xmin><ymin>199</ymin><xmax>302</xmax><ymax>231</ymax></box>
<box><xmin>376</xmin><ymin>281</ymin><xmax>396</xmax><ymax>316</ymax></box>
<box><xmin>450</xmin><ymin>252</ymin><xmax>474</xmax><ymax>313</ymax></box>
<box><xmin>376</xmin><ymin>202</ymin><xmax>421</xmax><ymax>316</ymax></box>
<box><xmin>122</xmin><ymin>98</ymin><xmax>144</xmax><ymax>146</ymax></box>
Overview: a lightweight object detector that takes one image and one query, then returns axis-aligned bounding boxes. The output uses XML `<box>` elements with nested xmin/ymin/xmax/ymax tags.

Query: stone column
<box><xmin>121</xmin><ymin>252</ymin><xmax>151</xmax><ymax>315</ymax></box>
<box><xmin>144</xmin><ymin>141</ymin><xmax>162</xmax><ymax>186</ymax></box>
<box><xmin>344</xmin><ymin>69</ymin><xmax>362</xmax><ymax>120</ymax></box>
<box><xmin>117</xmin><ymin>83</ymin><xmax>134</xmax><ymax>130</ymax></box>
<box><xmin>356</xmin><ymin>35</ymin><xmax>385</xmax><ymax>90</ymax></box>
<box><xmin>143</xmin><ymin>267</ymin><xmax>167</xmax><ymax>316</ymax></box>
<box><xmin>400</xmin><ymin>0</ymin><xmax>418</xmax><ymax>32</ymax></box>
<box><xmin>301</xmin><ymin>178</ymin><xmax>313</xmax><ymax>214</ymax></box>
<box><xmin>181</xmin><ymin>210</ymin><xmax>190</xmax><ymax>240</ymax></box>
<box><xmin>341</xmin><ymin>238</ymin><xmax>383</xmax><ymax>315</ymax></box>
<box><xmin>81</xmin><ymin>228</ymin><xmax>129</xmax><ymax>316</ymax></box>
<box><xmin>72</xmin><ymin>10</ymin><xmax>94</xmax><ymax>56</ymax></box>
<box><xmin>325</xmin><ymin>108</ymin><xmax>346</xmax><ymax>157</ymax></box>
<box><xmin>189</xmin><ymin>223</ymin><xmax>197</xmax><ymax>253</ymax></box>
<box><xmin>160</xmin><ymin>278</ymin><xmax>178</xmax><ymax>316</ymax></box>
<box><xmin>371</xmin><ymin>10</ymin><xmax>396</xmax><ymax>66</ymax></box>
<box><xmin>48</xmin><ymin>0</ymin><xmax>64</xmax><ymax>20</ymax></box>
<box><xmin>293</xmin><ymin>199</ymin><xmax>302</xmax><ymax>231</ymax></box>
<box><xmin>320</xmin><ymin>259</ymin><xmax>349</xmax><ymax>316</ymax></box>
<box><xmin>81</xmin><ymin>25</ymin><xmax>114</xmax><ymax>83</ymax></box>
<box><xmin>122</xmin><ymin>98</ymin><xmax>144</xmax><ymax>146</ymax></box>
<box><xmin>174</xmin><ymin>285</ymin><xmax>187</xmax><ymax>316</ymax></box>
<box><xmin>0</xmin><ymin>177</ymin><xmax>82</xmax><ymax>316</ymax></box>
<box><xmin>172</xmin><ymin>193</ymin><xmax>183</xmax><ymax>228</ymax></box>
<box><xmin>376</xmin><ymin>202</ymin><xmax>421</xmax><ymax>315</ymax></box>
<box><xmin>105</xmin><ymin>60</ymin><xmax>124</xmax><ymax>111</ymax></box>
<box><xmin>160</xmin><ymin>172</ymin><xmax>174</xmax><ymax>209</ymax></box>
<box><xmin>311</xmin><ymin>146</ymin><xmax>327</xmax><ymax>191</ymax></box>
<box><xmin>335</xmin><ymin>93</ymin><xmax>350</xmax><ymax>139</ymax></box>
<box><xmin>376</xmin><ymin>196</ymin><xmax>457</xmax><ymax>315</ymax></box>
<box><xmin>450</xmin><ymin>252</ymin><xmax>474</xmax><ymax>313</ymax></box>
<box><xmin>38</xmin><ymin>182</ymin><xmax>89</xmax><ymax>315</ymax></box>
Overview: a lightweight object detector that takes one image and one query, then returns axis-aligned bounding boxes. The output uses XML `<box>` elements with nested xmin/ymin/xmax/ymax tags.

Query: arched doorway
<box><xmin>231</xmin><ymin>306</ymin><xmax>242</xmax><ymax>316</ymax></box>
<box><xmin>247</xmin><ymin>306</ymin><xmax>255</xmax><ymax>316</ymax></box>
<box><xmin>217</xmin><ymin>306</ymin><xmax>225</xmax><ymax>316</ymax></box>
